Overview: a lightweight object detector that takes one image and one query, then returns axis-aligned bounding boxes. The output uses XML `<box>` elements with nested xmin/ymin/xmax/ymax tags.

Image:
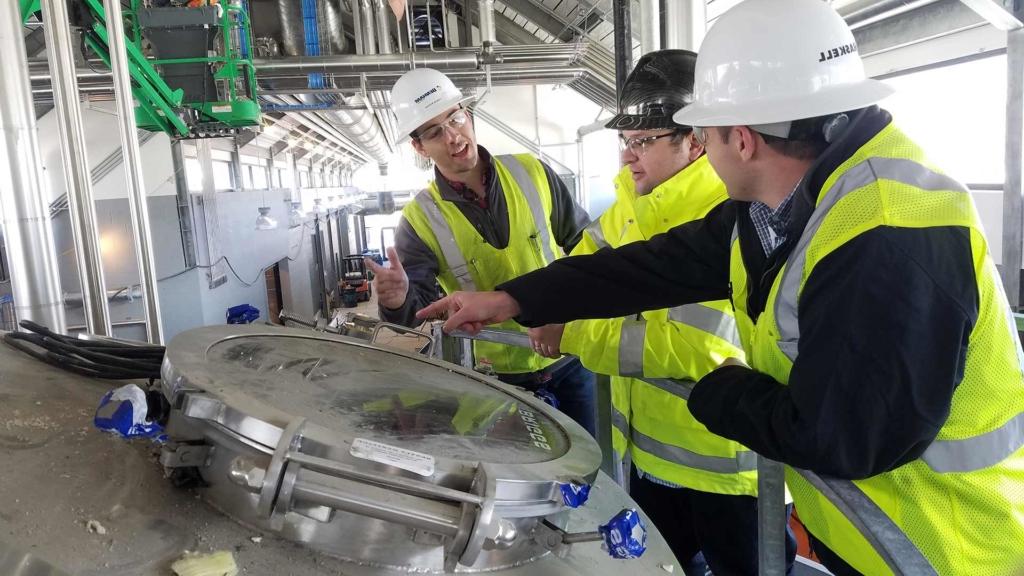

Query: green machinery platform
<box><xmin>22</xmin><ymin>0</ymin><xmax>261</xmax><ymax>139</ymax></box>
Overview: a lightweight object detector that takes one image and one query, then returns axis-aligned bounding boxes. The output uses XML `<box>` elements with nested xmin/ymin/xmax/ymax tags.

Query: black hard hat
<box><xmin>606</xmin><ymin>49</ymin><xmax>698</xmax><ymax>131</ymax></box>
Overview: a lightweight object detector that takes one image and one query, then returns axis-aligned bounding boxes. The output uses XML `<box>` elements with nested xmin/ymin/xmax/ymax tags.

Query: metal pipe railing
<box><xmin>103</xmin><ymin>0</ymin><xmax>164</xmax><ymax>344</ymax></box>
<box><xmin>40</xmin><ymin>0</ymin><xmax>109</xmax><ymax>336</ymax></box>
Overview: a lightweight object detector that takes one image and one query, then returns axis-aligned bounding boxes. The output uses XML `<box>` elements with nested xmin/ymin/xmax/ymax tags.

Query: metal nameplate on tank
<box><xmin>159</xmin><ymin>325</ymin><xmax>607</xmax><ymax>572</ymax></box>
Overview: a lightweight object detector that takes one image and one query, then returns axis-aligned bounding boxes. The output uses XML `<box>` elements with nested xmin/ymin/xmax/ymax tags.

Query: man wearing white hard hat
<box><xmin>414</xmin><ymin>0</ymin><xmax>1024</xmax><ymax>573</ymax></box>
<box><xmin>367</xmin><ymin>67</ymin><xmax>598</xmax><ymax>437</ymax></box>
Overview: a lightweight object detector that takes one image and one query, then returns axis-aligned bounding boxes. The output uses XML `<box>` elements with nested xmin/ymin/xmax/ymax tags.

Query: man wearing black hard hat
<box><xmin>528</xmin><ymin>50</ymin><xmax>796</xmax><ymax>575</ymax></box>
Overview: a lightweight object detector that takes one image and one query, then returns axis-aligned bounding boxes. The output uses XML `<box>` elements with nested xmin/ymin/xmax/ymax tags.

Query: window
<box><xmin>212</xmin><ymin>160</ymin><xmax>234</xmax><ymax>190</ymax></box>
<box><xmin>0</xmin><ymin>242</ymin><xmax>8</xmax><ymax>282</ymax></box>
<box><xmin>240</xmin><ymin>164</ymin><xmax>253</xmax><ymax>190</ymax></box>
<box><xmin>281</xmin><ymin>168</ymin><xmax>294</xmax><ymax>189</ymax></box>
<box><xmin>882</xmin><ymin>54</ymin><xmax>1006</xmax><ymax>186</ymax></box>
<box><xmin>273</xmin><ymin>169</ymin><xmax>283</xmax><ymax>188</ymax></box>
<box><xmin>251</xmin><ymin>165</ymin><xmax>268</xmax><ymax>189</ymax></box>
<box><xmin>299</xmin><ymin>171</ymin><xmax>310</xmax><ymax>188</ymax></box>
<box><xmin>185</xmin><ymin>158</ymin><xmax>204</xmax><ymax>191</ymax></box>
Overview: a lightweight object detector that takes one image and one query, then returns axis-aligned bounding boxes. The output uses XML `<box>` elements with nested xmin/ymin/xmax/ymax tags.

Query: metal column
<box><xmin>663</xmin><ymin>0</ymin><xmax>706</xmax><ymax>52</ymax></box>
<box><xmin>0</xmin><ymin>0</ymin><xmax>66</xmax><ymax>333</ymax></box>
<box><xmin>170</xmin><ymin>142</ymin><xmax>198</xmax><ymax>269</ymax></box>
<box><xmin>757</xmin><ymin>457</ymin><xmax>788</xmax><ymax>576</ymax></box>
<box><xmin>1002</xmin><ymin>27</ymin><xmax>1024</xmax><ymax>309</ymax></box>
<box><xmin>638</xmin><ymin>0</ymin><xmax>660</xmax><ymax>55</ymax></box>
<box><xmin>42</xmin><ymin>0</ymin><xmax>110</xmax><ymax>333</ymax></box>
<box><xmin>103</xmin><ymin>0</ymin><xmax>164</xmax><ymax>344</ymax></box>
<box><xmin>611</xmin><ymin>0</ymin><xmax>632</xmax><ymax>109</ymax></box>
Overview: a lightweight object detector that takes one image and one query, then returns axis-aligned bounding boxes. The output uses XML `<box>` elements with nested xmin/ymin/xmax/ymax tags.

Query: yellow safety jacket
<box><xmin>403</xmin><ymin>153</ymin><xmax>562</xmax><ymax>374</ymax></box>
<box><xmin>730</xmin><ymin>123</ymin><xmax>1024</xmax><ymax>573</ymax></box>
<box><xmin>561</xmin><ymin>158</ymin><xmax>757</xmax><ymax>495</ymax></box>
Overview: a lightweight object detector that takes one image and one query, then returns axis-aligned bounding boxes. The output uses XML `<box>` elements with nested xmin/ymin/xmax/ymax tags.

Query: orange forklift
<box><xmin>340</xmin><ymin>255</ymin><xmax>372</xmax><ymax>308</ymax></box>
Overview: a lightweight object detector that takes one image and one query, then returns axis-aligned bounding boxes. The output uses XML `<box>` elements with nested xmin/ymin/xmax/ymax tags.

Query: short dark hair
<box><xmin>668</xmin><ymin>126</ymin><xmax>694</xmax><ymax>147</ymax></box>
<box><xmin>716</xmin><ymin>116</ymin><xmax>831</xmax><ymax>161</ymax></box>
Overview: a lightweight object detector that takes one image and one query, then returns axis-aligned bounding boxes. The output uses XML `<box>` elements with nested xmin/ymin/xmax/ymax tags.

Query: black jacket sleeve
<box><xmin>542</xmin><ymin>161</ymin><xmax>590</xmax><ymax>253</ymax></box>
<box><xmin>689</xmin><ymin>225</ymin><xmax>977</xmax><ymax>479</ymax></box>
<box><xmin>377</xmin><ymin>217</ymin><xmax>440</xmax><ymax>327</ymax></box>
<box><xmin>498</xmin><ymin>200</ymin><xmax>737</xmax><ymax>327</ymax></box>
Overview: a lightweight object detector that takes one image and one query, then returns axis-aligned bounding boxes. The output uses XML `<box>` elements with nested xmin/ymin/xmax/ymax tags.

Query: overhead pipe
<box><xmin>280</xmin><ymin>0</ymin><xmax>391</xmax><ymax>172</ymax></box>
<box><xmin>254</xmin><ymin>51</ymin><xmax>481</xmax><ymax>76</ymax></box>
<box><xmin>322</xmin><ymin>0</ymin><xmax>348</xmax><ymax>53</ymax></box>
<box><xmin>638</xmin><ymin>0</ymin><xmax>660</xmax><ymax>54</ymax></box>
<box><xmin>40</xmin><ymin>0</ymin><xmax>111</xmax><ymax>335</ymax></box>
<box><xmin>0</xmin><ymin>0</ymin><xmax>66</xmax><ymax>333</ymax></box>
<box><xmin>103</xmin><ymin>0</ymin><xmax>164</xmax><ymax>344</ymax></box>
<box><xmin>374</xmin><ymin>0</ymin><xmax>393</xmax><ymax>54</ymax></box>
<box><xmin>358</xmin><ymin>0</ymin><xmax>378</xmax><ymax>56</ymax></box>
<box><xmin>612</xmin><ymin>0</ymin><xmax>632</xmax><ymax>109</ymax></box>
<box><xmin>663</xmin><ymin>0</ymin><xmax>705</xmax><ymax>51</ymax></box>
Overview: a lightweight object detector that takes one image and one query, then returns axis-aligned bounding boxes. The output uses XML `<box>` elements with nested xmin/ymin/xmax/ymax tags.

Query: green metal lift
<box><xmin>21</xmin><ymin>0</ymin><xmax>260</xmax><ymax>139</ymax></box>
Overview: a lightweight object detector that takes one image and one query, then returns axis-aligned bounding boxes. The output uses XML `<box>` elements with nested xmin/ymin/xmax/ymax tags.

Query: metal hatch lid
<box><xmin>162</xmin><ymin>325</ymin><xmax>600</xmax><ymax>477</ymax></box>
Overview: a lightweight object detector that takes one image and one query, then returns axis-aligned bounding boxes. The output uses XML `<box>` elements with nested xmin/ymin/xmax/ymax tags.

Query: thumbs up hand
<box><xmin>366</xmin><ymin>247</ymin><xmax>409</xmax><ymax>309</ymax></box>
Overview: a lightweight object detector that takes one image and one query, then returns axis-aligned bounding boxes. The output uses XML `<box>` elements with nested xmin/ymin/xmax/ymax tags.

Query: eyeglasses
<box><xmin>415</xmin><ymin>109</ymin><xmax>469</xmax><ymax>142</ymax></box>
<box><xmin>619</xmin><ymin>130</ymin><xmax>689</xmax><ymax>157</ymax></box>
<box><xmin>693</xmin><ymin>126</ymin><xmax>709</xmax><ymax>146</ymax></box>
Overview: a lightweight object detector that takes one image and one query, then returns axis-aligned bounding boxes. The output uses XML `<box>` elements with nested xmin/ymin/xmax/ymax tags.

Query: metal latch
<box><xmin>225</xmin><ymin>418</ymin><xmax>521</xmax><ymax>572</ymax></box>
<box><xmin>160</xmin><ymin>442</ymin><xmax>213</xmax><ymax>468</ymax></box>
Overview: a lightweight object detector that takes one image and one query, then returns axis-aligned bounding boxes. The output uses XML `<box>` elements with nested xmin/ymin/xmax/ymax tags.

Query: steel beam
<box><xmin>959</xmin><ymin>0</ymin><xmax>1024</xmax><ymax>30</ymax></box>
<box><xmin>1002</xmin><ymin>27</ymin><xmax>1024</xmax><ymax>308</ymax></box>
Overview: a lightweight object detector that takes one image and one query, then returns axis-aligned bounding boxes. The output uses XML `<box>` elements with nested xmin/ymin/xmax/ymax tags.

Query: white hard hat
<box><xmin>673</xmin><ymin>0</ymin><xmax>894</xmax><ymax>131</ymax></box>
<box><xmin>390</xmin><ymin>68</ymin><xmax>475</xmax><ymax>141</ymax></box>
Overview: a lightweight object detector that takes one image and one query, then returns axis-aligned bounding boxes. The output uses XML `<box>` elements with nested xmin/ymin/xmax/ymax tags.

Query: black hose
<box><xmin>4</xmin><ymin>321</ymin><xmax>165</xmax><ymax>381</ymax></box>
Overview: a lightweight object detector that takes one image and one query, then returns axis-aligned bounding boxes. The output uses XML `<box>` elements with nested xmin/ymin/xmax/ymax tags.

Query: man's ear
<box><xmin>734</xmin><ymin>126</ymin><xmax>759</xmax><ymax>162</ymax></box>
<box><xmin>686</xmin><ymin>132</ymin><xmax>704</xmax><ymax>163</ymax></box>
<box><xmin>411</xmin><ymin>138</ymin><xmax>428</xmax><ymax>158</ymax></box>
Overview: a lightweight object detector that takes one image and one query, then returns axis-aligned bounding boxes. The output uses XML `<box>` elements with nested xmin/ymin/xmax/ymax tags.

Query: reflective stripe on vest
<box><xmin>668</xmin><ymin>303</ymin><xmax>743</xmax><ymax>348</ymax></box>
<box><xmin>611</xmin><ymin>406</ymin><xmax>629</xmax><ymax>439</ymax></box>
<box><xmin>414</xmin><ymin>192</ymin><xmax>477</xmax><ymax>291</ymax></box>
<box><xmin>773</xmin><ymin>156</ymin><xmax>1024</xmax><ymax>474</ymax></box>
<box><xmin>619</xmin><ymin>319</ymin><xmax>646</xmax><ymax>377</ymax></box>
<box><xmin>413</xmin><ymin>155</ymin><xmax>555</xmax><ymax>292</ymax></box>
<box><xmin>497</xmin><ymin>154</ymin><xmax>557</xmax><ymax>264</ymax></box>
<box><xmin>586</xmin><ymin>219</ymin><xmax>610</xmax><ymax>249</ymax></box>
<box><xmin>631</xmin><ymin>427</ymin><xmax>758</xmax><ymax>474</ymax></box>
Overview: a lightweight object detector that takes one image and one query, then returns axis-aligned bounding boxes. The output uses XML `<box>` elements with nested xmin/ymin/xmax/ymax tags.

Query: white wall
<box><xmin>36</xmin><ymin>101</ymin><xmax>177</xmax><ymax>203</ymax></box>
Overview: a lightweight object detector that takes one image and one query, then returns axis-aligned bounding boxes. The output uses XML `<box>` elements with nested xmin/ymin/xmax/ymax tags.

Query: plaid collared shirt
<box><xmin>438</xmin><ymin>148</ymin><xmax>494</xmax><ymax>209</ymax></box>
<box><xmin>749</xmin><ymin>188</ymin><xmax>797</xmax><ymax>256</ymax></box>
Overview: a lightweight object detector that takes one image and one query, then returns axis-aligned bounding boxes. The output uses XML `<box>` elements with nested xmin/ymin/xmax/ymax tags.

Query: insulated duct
<box><xmin>276</xmin><ymin>0</ymin><xmax>390</xmax><ymax>172</ymax></box>
<box><xmin>374</xmin><ymin>0</ymin><xmax>393</xmax><ymax>54</ymax></box>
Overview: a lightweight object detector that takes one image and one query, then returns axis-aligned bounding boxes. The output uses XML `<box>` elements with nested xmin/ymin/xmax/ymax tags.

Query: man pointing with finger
<box><xmin>369</xmin><ymin>68</ymin><xmax>597</xmax><ymax>437</ymax></box>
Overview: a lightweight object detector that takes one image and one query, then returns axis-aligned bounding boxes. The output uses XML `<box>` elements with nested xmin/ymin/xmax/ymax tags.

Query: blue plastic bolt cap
<box><xmin>599</xmin><ymin>508</ymin><xmax>647</xmax><ymax>559</ymax></box>
<box><xmin>559</xmin><ymin>480</ymin><xmax>591</xmax><ymax>508</ymax></box>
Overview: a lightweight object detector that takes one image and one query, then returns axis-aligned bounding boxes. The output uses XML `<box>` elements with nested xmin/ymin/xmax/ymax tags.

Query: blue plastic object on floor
<box><xmin>94</xmin><ymin>384</ymin><xmax>165</xmax><ymax>441</ymax></box>
<box><xmin>226</xmin><ymin>304</ymin><xmax>260</xmax><ymax>324</ymax></box>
